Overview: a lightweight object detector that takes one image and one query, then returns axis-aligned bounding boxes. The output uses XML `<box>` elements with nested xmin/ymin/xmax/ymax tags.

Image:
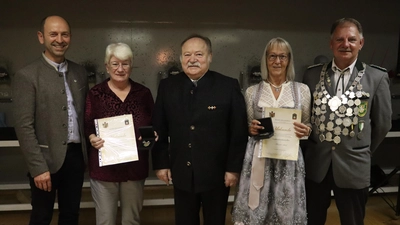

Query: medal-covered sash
<box><xmin>311</xmin><ymin>63</ymin><xmax>370</xmax><ymax>144</ymax></box>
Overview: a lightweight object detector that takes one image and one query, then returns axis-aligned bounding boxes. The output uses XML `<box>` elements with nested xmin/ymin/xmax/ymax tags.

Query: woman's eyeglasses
<box><xmin>267</xmin><ymin>54</ymin><xmax>288</xmax><ymax>62</ymax></box>
<box><xmin>109</xmin><ymin>62</ymin><xmax>130</xmax><ymax>70</ymax></box>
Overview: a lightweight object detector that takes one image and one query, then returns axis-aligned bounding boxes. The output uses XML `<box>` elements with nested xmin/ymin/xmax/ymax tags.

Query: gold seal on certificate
<box><xmin>258</xmin><ymin>107</ymin><xmax>302</xmax><ymax>161</ymax></box>
<box><xmin>94</xmin><ymin>114</ymin><xmax>138</xmax><ymax>167</ymax></box>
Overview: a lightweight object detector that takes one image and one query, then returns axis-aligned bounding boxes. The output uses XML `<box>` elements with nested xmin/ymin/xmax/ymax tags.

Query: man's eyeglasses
<box><xmin>267</xmin><ymin>54</ymin><xmax>288</xmax><ymax>62</ymax></box>
<box><xmin>109</xmin><ymin>62</ymin><xmax>130</xmax><ymax>70</ymax></box>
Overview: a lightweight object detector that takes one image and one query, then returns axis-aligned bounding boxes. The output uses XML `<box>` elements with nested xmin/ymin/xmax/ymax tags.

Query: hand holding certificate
<box><xmin>258</xmin><ymin>107</ymin><xmax>301</xmax><ymax>161</ymax></box>
<box><xmin>95</xmin><ymin>114</ymin><xmax>138</xmax><ymax>167</ymax></box>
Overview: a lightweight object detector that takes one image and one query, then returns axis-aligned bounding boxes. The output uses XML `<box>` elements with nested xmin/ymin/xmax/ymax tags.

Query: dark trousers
<box><xmin>173</xmin><ymin>184</ymin><xmax>230</xmax><ymax>225</ymax></box>
<box><xmin>28</xmin><ymin>143</ymin><xmax>85</xmax><ymax>225</ymax></box>
<box><xmin>306</xmin><ymin>165</ymin><xmax>369</xmax><ymax>225</ymax></box>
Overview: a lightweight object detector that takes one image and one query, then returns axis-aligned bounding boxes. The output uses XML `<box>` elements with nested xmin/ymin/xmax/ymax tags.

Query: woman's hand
<box><xmin>249</xmin><ymin>119</ymin><xmax>264</xmax><ymax>136</ymax></box>
<box><xmin>89</xmin><ymin>134</ymin><xmax>104</xmax><ymax>150</ymax></box>
<box><xmin>293</xmin><ymin>121</ymin><xmax>311</xmax><ymax>138</ymax></box>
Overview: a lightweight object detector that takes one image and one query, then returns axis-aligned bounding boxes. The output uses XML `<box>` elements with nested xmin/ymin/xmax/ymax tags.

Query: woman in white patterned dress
<box><xmin>232</xmin><ymin>37</ymin><xmax>311</xmax><ymax>225</ymax></box>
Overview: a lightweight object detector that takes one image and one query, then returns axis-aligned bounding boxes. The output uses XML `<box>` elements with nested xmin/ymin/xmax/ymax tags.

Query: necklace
<box><xmin>269</xmin><ymin>83</ymin><xmax>282</xmax><ymax>92</ymax></box>
<box><xmin>267</xmin><ymin>79</ymin><xmax>286</xmax><ymax>92</ymax></box>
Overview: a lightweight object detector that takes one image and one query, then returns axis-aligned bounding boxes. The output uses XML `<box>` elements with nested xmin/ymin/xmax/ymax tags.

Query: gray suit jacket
<box><xmin>302</xmin><ymin>60</ymin><xmax>391</xmax><ymax>189</ymax></box>
<box><xmin>13</xmin><ymin>56</ymin><xmax>88</xmax><ymax>177</ymax></box>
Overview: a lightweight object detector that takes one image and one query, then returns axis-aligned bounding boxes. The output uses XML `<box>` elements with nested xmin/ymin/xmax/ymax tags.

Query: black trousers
<box><xmin>173</xmin><ymin>184</ymin><xmax>230</xmax><ymax>225</ymax></box>
<box><xmin>28</xmin><ymin>143</ymin><xmax>85</xmax><ymax>225</ymax></box>
<box><xmin>306</xmin><ymin>165</ymin><xmax>369</xmax><ymax>225</ymax></box>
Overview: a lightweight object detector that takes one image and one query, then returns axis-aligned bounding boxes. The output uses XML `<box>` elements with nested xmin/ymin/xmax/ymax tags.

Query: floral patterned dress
<box><xmin>232</xmin><ymin>80</ymin><xmax>311</xmax><ymax>225</ymax></box>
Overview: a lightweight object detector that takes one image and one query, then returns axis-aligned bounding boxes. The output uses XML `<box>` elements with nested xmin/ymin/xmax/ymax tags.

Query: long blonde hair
<box><xmin>260</xmin><ymin>37</ymin><xmax>295</xmax><ymax>81</ymax></box>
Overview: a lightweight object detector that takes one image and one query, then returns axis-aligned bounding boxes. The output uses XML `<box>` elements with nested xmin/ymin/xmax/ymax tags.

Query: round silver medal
<box><xmin>343</xmin><ymin>118</ymin><xmax>352</xmax><ymax>127</ymax></box>
<box><xmin>339</xmin><ymin>105</ymin><xmax>346</xmax><ymax>113</ymax></box>
<box><xmin>342</xmin><ymin>128</ymin><xmax>349</xmax><ymax>136</ymax></box>
<box><xmin>319</xmin><ymin>134</ymin><xmax>325</xmax><ymax>142</ymax></box>
<box><xmin>346</xmin><ymin>108</ymin><xmax>353</xmax><ymax>116</ymax></box>
<box><xmin>335</xmin><ymin>118</ymin><xmax>343</xmax><ymax>126</ymax></box>
<box><xmin>326</xmin><ymin>122</ymin><xmax>334</xmax><ymax>131</ymax></box>
<box><xmin>334</xmin><ymin>126</ymin><xmax>341</xmax><ymax>135</ymax></box>
<box><xmin>333</xmin><ymin>136</ymin><xmax>341</xmax><ymax>144</ymax></box>
<box><xmin>335</xmin><ymin>110</ymin><xmax>346</xmax><ymax>118</ymax></box>
<box><xmin>319</xmin><ymin>123</ymin><xmax>325</xmax><ymax>132</ymax></box>
<box><xmin>326</xmin><ymin>132</ymin><xmax>333</xmax><ymax>141</ymax></box>
<box><xmin>315</xmin><ymin>107</ymin><xmax>321</xmax><ymax>116</ymax></box>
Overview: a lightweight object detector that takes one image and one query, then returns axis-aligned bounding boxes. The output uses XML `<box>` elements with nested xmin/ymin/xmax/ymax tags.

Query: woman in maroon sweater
<box><xmin>84</xmin><ymin>43</ymin><xmax>154</xmax><ymax>225</ymax></box>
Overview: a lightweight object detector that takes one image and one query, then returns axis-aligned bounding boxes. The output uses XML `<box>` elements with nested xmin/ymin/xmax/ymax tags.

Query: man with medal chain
<box><xmin>302</xmin><ymin>18</ymin><xmax>392</xmax><ymax>225</ymax></box>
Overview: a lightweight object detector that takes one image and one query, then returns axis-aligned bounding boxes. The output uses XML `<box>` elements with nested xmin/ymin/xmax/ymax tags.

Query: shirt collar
<box><xmin>42</xmin><ymin>52</ymin><xmax>68</xmax><ymax>72</ymax></box>
<box><xmin>331</xmin><ymin>59</ymin><xmax>357</xmax><ymax>74</ymax></box>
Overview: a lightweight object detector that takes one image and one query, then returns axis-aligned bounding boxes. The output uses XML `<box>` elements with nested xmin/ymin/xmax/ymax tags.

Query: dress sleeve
<box><xmin>299</xmin><ymin>83</ymin><xmax>312</xmax><ymax>127</ymax></box>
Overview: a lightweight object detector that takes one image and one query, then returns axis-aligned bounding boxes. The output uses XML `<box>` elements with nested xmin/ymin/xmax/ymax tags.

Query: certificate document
<box><xmin>258</xmin><ymin>107</ymin><xmax>301</xmax><ymax>161</ymax></box>
<box><xmin>95</xmin><ymin>114</ymin><xmax>138</xmax><ymax>167</ymax></box>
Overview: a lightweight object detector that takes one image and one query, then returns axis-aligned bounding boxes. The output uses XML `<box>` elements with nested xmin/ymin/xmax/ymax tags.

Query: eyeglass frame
<box><xmin>108</xmin><ymin>61</ymin><xmax>131</xmax><ymax>70</ymax></box>
<box><xmin>266</xmin><ymin>54</ymin><xmax>289</xmax><ymax>62</ymax></box>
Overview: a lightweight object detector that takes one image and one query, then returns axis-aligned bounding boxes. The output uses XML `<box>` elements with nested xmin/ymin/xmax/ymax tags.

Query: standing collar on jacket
<box><xmin>42</xmin><ymin>52</ymin><xmax>68</xmax><ymax>72</ymax></box>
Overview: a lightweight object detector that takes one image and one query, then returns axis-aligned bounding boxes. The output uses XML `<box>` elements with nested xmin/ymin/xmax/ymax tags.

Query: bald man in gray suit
<box><xmin>302</xmin><ymin>18</ymin><xmax>391</xmax><ymax>225</ymax></box>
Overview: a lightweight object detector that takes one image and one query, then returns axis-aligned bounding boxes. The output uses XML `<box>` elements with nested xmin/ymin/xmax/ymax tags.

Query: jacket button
<box><xmin>62</xmin><ymin>124</ymin><xmax>67</xmax><ymax>128</ymax></box>
<box><xmin>188</xmin><ymin>143</ymin><xmax>192</xmax><ymax>148</ymax></box>
<box><xmin>190</xmin><ymin>90</ymin><xmax>193</xmax><ymax>94</ymax></box>
<box><xmin>61</xmin><ymin>89</ymin><xmax>65</xmax><ymax>94</ymax></box>
<box><xmin>62</xmin><ymin>141</ymin><xmax>67</xmax><ymax>145</ymax></box>
<box><xmin>190</xmin><ymin>125</ymin><xmax>195</xmax><ymax>130</ymax></box>
<box><xmin>332</xmin><ymin>146</ymin><xmax>335</xmax><ymax>151</ymax></box>
<box><xmin>187</xmin><ymin>161</ymin><xmax>191</xmax><ymax>166</ymax></box>
<box><xmin>62</xmin><ymin>106</ymin><xmax>67</xmax><ymax>110</ymax></box>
